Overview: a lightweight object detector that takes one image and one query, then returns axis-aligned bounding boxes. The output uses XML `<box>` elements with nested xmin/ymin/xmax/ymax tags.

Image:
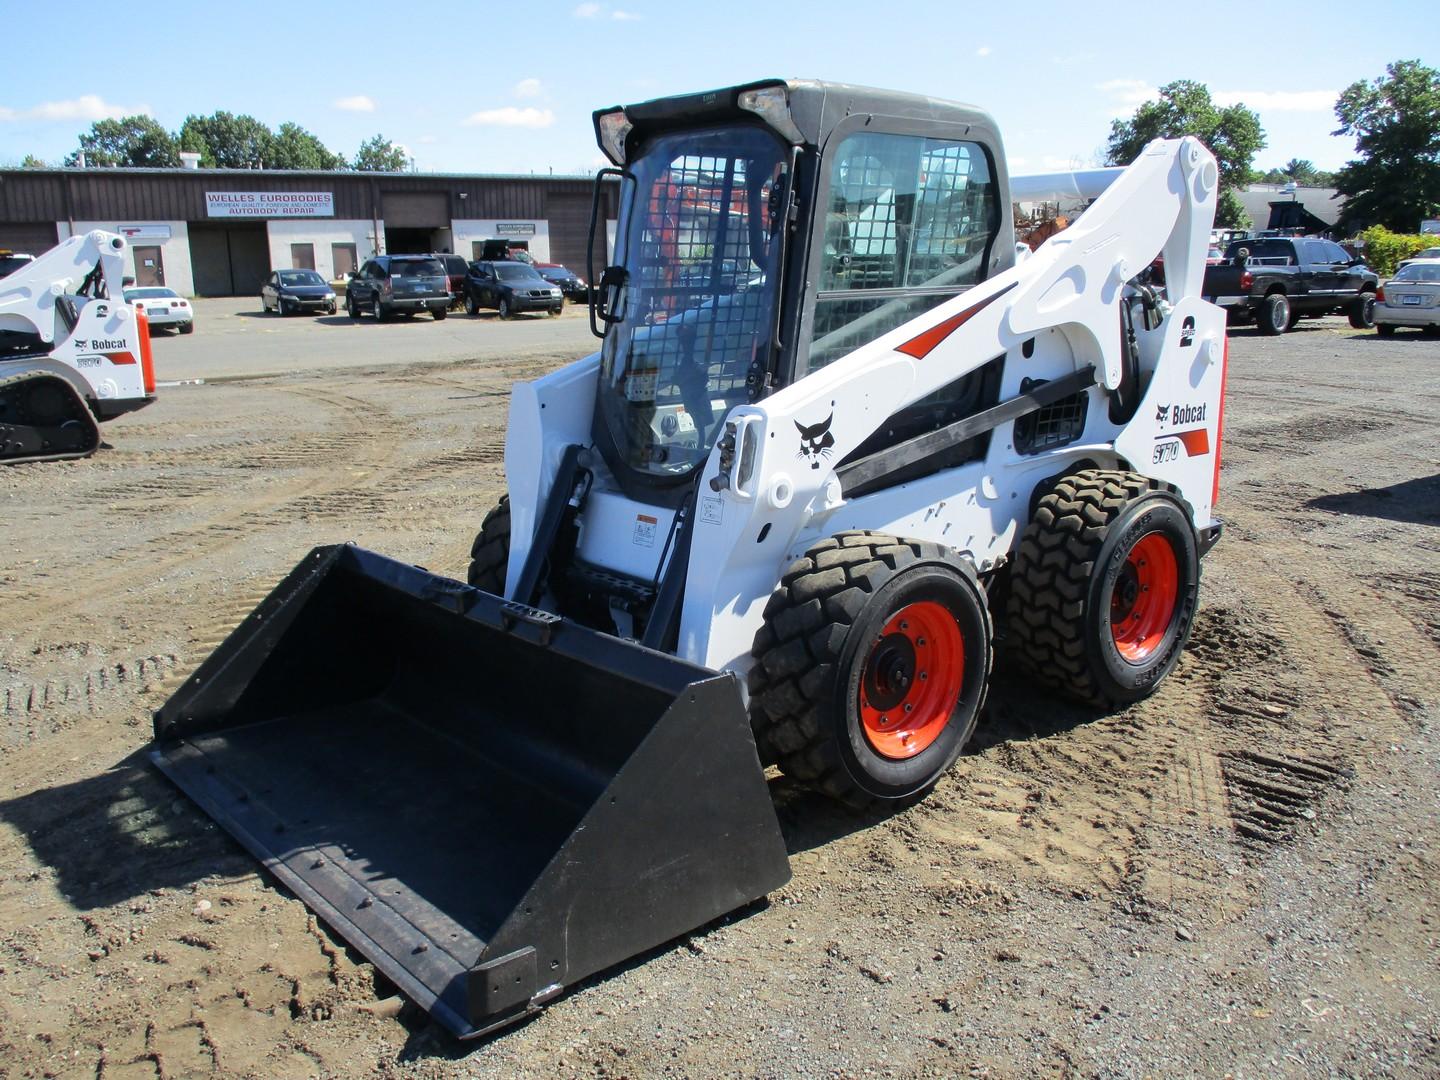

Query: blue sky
<box><xmin>0</xmin><ymin>1</ymin><xmax>1432</xmax><ymax>177</ymax></box>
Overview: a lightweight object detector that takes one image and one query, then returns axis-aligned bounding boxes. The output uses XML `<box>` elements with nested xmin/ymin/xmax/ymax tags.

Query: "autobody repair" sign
<box><xmin>205</xmin><ymin>192</ymin><xmax>335</xmax><ymax>218</ymax></box>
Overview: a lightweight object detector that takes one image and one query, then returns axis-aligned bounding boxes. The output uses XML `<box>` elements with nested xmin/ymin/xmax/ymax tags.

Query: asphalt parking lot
<box><xmin>147</xmin><ymin>295</ymin><xmax>598</xmax><ymax>382</ymax></box>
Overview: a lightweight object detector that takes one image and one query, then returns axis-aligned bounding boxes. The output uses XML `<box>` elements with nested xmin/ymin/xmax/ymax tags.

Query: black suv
<box><xmin>463</xmin><ymin>260</ymin><xmax>564</xmax><ymax>318</ymax></box>
<box><xmin>346</xmin><ymin>255</ymin><xmax>450</xmax><ymax>321</ymax></box>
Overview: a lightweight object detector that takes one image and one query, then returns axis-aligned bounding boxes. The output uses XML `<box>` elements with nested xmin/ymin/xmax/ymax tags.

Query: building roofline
<box><xmin>0</xmin><ymin>167</ymin><xmax>605</xmax><ymax>182</ymax></box>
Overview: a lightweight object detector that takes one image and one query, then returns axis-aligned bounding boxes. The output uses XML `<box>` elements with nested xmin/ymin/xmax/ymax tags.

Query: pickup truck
<box><xmin>1202</xmin><ymin>236</ymin><xmax>1379</xmax><ymax>335</ymax></box>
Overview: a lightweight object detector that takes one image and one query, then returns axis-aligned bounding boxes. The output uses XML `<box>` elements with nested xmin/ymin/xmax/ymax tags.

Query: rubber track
<box><xmin>467</xmin><ymin>496</ymin><xmax>511</xmax><ymax>593</ymax></box>
<box><xmin>0</xmin><ymin>368</ymin><xmax>101</xmax><ymax>465</ymax></box>
<box><xmin>1004</xmin><ymin>468</ymin><xmax>1178</xmax><ymax>705</ymax></box>
<box><xmin>747</xmin><ymin>530</ymin><xmax>991</xmax><ymax>809</ymax></box>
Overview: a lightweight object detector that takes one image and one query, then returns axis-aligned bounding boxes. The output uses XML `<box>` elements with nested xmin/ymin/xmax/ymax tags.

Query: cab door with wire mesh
<box><xmin>807</xmin><ymin>132</ymin><xmax>999</xmax><ymax>373</ymax></box>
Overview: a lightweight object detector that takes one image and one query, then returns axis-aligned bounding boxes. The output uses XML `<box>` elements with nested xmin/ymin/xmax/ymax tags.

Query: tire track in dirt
<box><xmin>0</xmin><ymin>383</ymin><xmax>416</xmax><ymax>670</ymax></box>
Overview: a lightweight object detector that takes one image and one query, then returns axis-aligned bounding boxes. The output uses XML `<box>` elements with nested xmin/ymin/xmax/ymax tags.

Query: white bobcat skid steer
<box><xmin>0</xmin><ymin>230</ymin><xmax>156</xmax><ymax>463</ymax></box>
<box><xmin>152</xmin><ymin>80</ymin><xmax>1225</xmax><ymax>1039</ymax></box>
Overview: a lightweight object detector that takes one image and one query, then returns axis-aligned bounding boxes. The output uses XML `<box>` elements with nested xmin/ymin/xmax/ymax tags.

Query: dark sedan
<box><xmin>262</xmin><ymin>269</ymin><xmax>338</xmax><ymax>315</ymax></box>
<box><xmin>535</xmin><ymin>262</ymin><xmax>588</xmax><ymax>301</ymax></box>
<box><xmin>463</xmin><ymin>260</ymin><xmax>563</xmax><ymax>318</ymax></box>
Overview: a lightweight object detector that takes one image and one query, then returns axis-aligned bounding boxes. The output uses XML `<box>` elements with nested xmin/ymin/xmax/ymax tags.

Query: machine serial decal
<box><xmin>1152</xmin><ymin>427</ymin><xmax>1211</xmax><ymax>462</ymax></box>
<box><xmin>1180</xmin><ymin>315</ymin><xmax>1196</xmax><ymax>347</ymax></box>
<box><xmin>795</xmin><ymin>413</ymin><xmax>835</xmax><ymax>469</ymax></box>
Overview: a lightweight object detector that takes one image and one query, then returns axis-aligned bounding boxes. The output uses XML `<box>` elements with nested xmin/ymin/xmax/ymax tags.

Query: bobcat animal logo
<box><xmin>1155</xmin><ymin>403</ymin><xmax>1170</xmax><ymax>424</ymax></box>
<box><xmin>795</xmin><ymin>413</ymin><xmax>836</xmax><ymax>469</ymax></box>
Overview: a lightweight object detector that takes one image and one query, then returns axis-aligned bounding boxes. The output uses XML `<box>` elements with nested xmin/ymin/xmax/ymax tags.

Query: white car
<box><xmin>124</xmin><ymin>286</ymin><xmax>194</xmax><ymax>334</ymax></box>
<box><xmin>1396</xmin><ymin>245</ymin><xmax>1440</xmax><ymax>270</ymax></box>
<box><xmin>1374</xmin><ymin>258</ymin><xmax>1440</xmax><ymax>336</ymax></box>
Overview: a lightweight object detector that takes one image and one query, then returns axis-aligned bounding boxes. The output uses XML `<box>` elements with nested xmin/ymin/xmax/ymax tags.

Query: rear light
<box><xmin>1376</xmin><ymin>286</ymin><xmax>1386</xmax><ymax>302</ymax></box>
<box><xmin>137</xmin><ymin>311</ymin><xmax>156</xmax><ymax>394</ymax></box>
<box><xmin>134</xmin><ymin>301</ymin><xmax>144</xmax><ymax>311</ymax></box>
<box><xmin>1239</xmin><ymin>270</ymin><xmax>1253</xmax><ymax>291</ymax></box>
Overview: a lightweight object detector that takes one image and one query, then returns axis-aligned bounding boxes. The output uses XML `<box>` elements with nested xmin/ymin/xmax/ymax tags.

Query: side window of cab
<box><xmin>806</xmin><ymin>131</ymin><xmax>999</xmax><ymax>373</ymax></box>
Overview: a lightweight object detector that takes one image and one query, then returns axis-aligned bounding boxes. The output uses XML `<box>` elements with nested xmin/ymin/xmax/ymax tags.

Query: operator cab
<box><xmin>586</xmin><ymin>79</ymin><xmax>1012</xmax><ymax>505</ymax></box>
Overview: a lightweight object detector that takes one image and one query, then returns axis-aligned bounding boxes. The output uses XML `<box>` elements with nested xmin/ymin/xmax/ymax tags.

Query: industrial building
<box><xmin>0</xmin><ymin>165</ymin><xmax>618</xmax><ymax>297</ymax></box>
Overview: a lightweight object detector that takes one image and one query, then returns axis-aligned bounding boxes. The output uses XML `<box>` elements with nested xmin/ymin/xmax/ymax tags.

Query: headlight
<box><xmin>324</xmin><ymin>291</ymin><xmax>335</xmax><ymax>300</ymax></box>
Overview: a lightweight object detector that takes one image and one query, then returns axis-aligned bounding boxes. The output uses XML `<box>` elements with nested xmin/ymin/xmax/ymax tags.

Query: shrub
<box><xmin>1357</xmin><ymin>225</ymin><xmax>1437</xmax><ymax>276</ymax></box>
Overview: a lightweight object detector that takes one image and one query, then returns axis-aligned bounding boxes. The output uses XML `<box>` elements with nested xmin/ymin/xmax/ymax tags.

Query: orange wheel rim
<box><xmin>1110</xmin><ymin>531</ymin><xmax>1179</xmax><ymax>663</ymax></box>
<box><xmin>859</xmin><ymin>600</ymin><xmax>964</xmax><ymax>760</ymax></box>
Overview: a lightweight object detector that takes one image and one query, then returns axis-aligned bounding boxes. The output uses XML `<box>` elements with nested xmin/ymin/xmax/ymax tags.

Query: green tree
<box><xmin>20</xmin><ymin>154</ymin><xmax>45</xmax><ymax>168</ymax></box>
<box><xmin>1105</xmin><ymin>80</ymin><xmax>1266</xmax><ymax>229</ymax></box>
<box><xmin>1333</xmin><ymin>59</ymin><xmax>1440</xmax><ymax>233</ymax></box>
<box><xmin>65</xmin><ymin>115</ymin><xmax>179</xmax><ymax>167</ymax></box>
<box><xmin>269</xmin><ymin>123</ymin><xmax>346</xmax><ymax>170</ymax></box>
<box><xmin>353</xmin><ymin>134</ymin><xmax>408</xmax><ymax>172</ymax></box>
<box><xmin>178</xmin><ymin>111</ymin><xmax>275</xmax><ymax>168</ymax></box>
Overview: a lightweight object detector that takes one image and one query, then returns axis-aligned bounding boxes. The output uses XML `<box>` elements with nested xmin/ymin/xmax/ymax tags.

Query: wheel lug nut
<box><xmin>904</xmin><ymin>703</ymin><xmax>913</xmax><ymax>713</ymax></box>
<box><xmin>917</xmin><ymin>637</ymin><xmax>926</xmax><ymax>646</ymax></box>
<box><xmin>920</xmin><ymin>671</ymin><xmax>928</xmax><ymax>680</ymax></box>
<box><xmin>899</xmin><ymin>621</ymin><xmax>908</xmax><ymax>631</ymax></box>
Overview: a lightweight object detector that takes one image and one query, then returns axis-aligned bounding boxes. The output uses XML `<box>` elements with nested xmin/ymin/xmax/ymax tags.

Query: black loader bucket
<box><xmin>150</xmin><ymin>545</ymin><xmax>790</xmax><ymax>1039</ymax></box>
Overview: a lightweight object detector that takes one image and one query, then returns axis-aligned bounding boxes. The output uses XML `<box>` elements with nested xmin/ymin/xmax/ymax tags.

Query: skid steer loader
<box><xmin>0</xmin><ymin>230</ymin><xmax>157</xmax><ymax>463</ymax></box>
<box><xmin>151</xmin><ymin>79</ymin><xmax>1227</xmax><ymax>1038</ymax></box>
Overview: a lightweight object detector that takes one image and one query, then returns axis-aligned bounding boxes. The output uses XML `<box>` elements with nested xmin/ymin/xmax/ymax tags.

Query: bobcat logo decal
<box><xmin>1155</xmin><ymin>403</ymin><xmax>1170</xmax><ymax>424</ymax></box>
<box><xmin>795</xmin><ymin>413</ymin><xmax>836</xmax><ymax>469</ymax></box>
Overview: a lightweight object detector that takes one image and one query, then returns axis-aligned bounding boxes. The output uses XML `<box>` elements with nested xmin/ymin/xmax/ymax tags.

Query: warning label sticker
<box><xmin>700</xmin><ymin>497</ymin><xmax>724</xmax><ymax>526</ymax></box>
<box><xmin>632</xmin><ymin>514</ymin><xmax>658</xmax><ymax>547</ymax></box>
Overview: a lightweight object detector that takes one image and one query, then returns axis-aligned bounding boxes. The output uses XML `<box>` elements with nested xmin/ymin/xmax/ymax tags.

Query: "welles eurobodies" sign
<box><xmin>205</xmin><ymin>191</ymin><xmax>335</xmax><ymax>218</ymax></box>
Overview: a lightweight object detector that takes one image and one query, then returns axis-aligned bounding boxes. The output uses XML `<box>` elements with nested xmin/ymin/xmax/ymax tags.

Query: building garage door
<box><xmin>189</xmin><ymin>223</ymin><xmax>270</xmax><ymax>297</ymax></box>
<box><xmin>546</xmin><ymin>193</ymin><xmax>602</xmax><ymax>277</ymax></box>
<box><xmin>0</xmin><ymin>222</ymin><xmax>59</xmax><ymax>256</ymax></box>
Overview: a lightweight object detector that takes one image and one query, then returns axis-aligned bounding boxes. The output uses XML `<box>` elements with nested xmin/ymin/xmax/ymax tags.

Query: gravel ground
<box><xmin>0</xmin><ymin>315</ymin><xmax>1435</xmax><ymax>1078</ymax></box>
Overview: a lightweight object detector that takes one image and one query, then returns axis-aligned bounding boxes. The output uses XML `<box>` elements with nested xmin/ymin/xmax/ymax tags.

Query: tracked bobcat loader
<box><xmin>0</xmin><ymin>230</ymin><xmax>156</xmax><ymax>463</ymax></box>
<box><xmin>152</xmin><ymin>80</ymin><xmax>1227</xmax><ymax>1038</ymax></box>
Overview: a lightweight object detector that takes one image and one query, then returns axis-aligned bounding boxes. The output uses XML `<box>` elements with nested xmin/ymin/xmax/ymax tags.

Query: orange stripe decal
<box><xmin>895</xmin><ymin>283</ymin><xmax>1016</xmax><ymax>359</ymax></box>
<box><xmin>1176</xmin><ymin>428</ymin><xmax>1210</xmax><ymax>456</ymax></box>
<box><xmin>104</xmin><ymin>352</ymin><xmax>136</xmax><ymax>365</ymax></box>
<box><xmin>1212</xmin><ymin>338</ymin><xmax>1228</xmax><ymax>508</ymax></box>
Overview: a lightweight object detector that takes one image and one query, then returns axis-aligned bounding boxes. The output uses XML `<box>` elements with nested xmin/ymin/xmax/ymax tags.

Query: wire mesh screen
<box><xmin>810</xmin><ymin>133</ymin><xmax>998</xmax><ymax>372</ymax></box>
<box><xmin>1014</xmin><ymin>384</ymin><xmax>1090</xmax><ymax>455</ymax></box>
<box><xmin>600</xmin><ymin>127</ymin><xmax>785</xmax><ymax>477</ymax></box>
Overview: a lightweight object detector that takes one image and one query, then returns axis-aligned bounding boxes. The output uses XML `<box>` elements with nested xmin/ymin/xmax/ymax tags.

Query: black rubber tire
<box><xmin>1348</xmin><ymin>292</ymin><xmax>1376</xmax><ymax>329</ymax></box>
<box><xmin>467</xmin><ymin>496</ymin><xmax>511</xmax><ymax>594</ymax></box>
<box><xmin>372</xmin><ymin>296</ymin><xmax>388</xmax><ymax>323</ymax></box>
<box><xmin>748</xmin><ymin>531</ymin><xmax>992</xmax><ymax>810</ymax></box>
<box><xmin>498</xmin><ymin>297</ymin><xmax>512</xmax><ymax>320</ymax></box>
<box><xmin>1376</xmin><ymin>323</ymin><xmax>1396</xmax><ymax>337</ymax></box>
<box><xmin>550</xmin><ymin>306</ymin><xmax>563</xmax><ymax>317</ymax></box>
<box><xmin>1259</xmin><ymin>292</ymin><xmax>1290</xmax><ymax>335</ymax></box>
<box><xmin>465</xmin><ymin>292</ymin><xmax>479</xmax><ymax>316</ymax></box>
<box><xmin>346</xmin><ymin>293</ymin><xmax>359</xmax><ymax>319</ymax></box>
<box><xmin>434</xmin><ymin>307</ymin><xmax>448</xmax><ymax>321</ymax></box>
<box><xmin>179</xmin><ymin>322</ymin><xmax>194</xmax><ymax>335</ymax></box>
<box><xmin>1005</xmin><ymin>469</ymin><xmax>1199</xmax><ymax>707</ymax></box>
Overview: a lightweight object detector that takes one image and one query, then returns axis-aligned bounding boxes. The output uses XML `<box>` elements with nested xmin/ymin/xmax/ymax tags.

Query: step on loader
<box><xmin>152</xmin><ymin>79</ymin><xmax>1227</xmax><ymax>1039</ymax></box>
<box><xmin>0</xmin><ymin>230</ymin><xmax>156</xmax><ymax>463</ymax></box>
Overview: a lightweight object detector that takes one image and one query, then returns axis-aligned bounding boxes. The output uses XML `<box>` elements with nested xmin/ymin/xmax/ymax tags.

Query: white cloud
<box><xmin>513</xmin><ymin>78</ymin><xmax>543</xmax><ymax>99</ymax></box>
<box><xmin>612</xmin><ymin>8</ymin><xmax>641</xmax><ymax>18</ymax></box>
<box><xmin>573</xmin><ymin>2</ymin><xmax>601</xmax><ymax>15</ymax></box>
<box><xmin>1213</xmin><ymin>89</ymin><xmax>1336</xmax><ymax>112</ymax></box>
<box><xmin>0</xmin><ymin>95</ymin><xmax>151</xmax><ymax>123</ymax></box>
<box><xmin>334</xmin><ymin>95</ymin><xmax>377</xmax><ymax>113</ymax></box>
<box><xmin>1097</xmin><ymin>79</ymin><xmax>1157</xmax><ymax>106</ymax></box>
<box><xmin>462</xmin><ymin>107</ymin><xmax>556</xmax><ymax>129</ymax></box>
<box><xmin>975</xmin><ymin>45</ymin><xmax>991</xmax><ymax>57</ymax></box>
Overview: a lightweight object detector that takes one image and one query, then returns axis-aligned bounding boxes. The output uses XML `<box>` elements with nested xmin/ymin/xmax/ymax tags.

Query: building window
<box><xmin>290</xmin><ymin>243</ymin><xmax>316</xmax><ymax>271</ymax></box>
<box><xmin>807</xmin><ymin>132</ymin><xmax>998</xmax><ymax>372</ymax></box>
<box><xmin>332</xmin><ymin>243</ymin><xmax>358</xmax><ymax>279</ymax></box>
